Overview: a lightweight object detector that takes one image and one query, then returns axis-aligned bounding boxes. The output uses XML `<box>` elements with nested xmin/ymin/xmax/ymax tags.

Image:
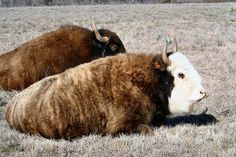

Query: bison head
<box><xmin>154</xmin><ymin>37</ymin><xmax>206</xmax><ymax>116</ymax></box>
<box><xmin>92</xmin><ymin>22</ymin><xmax>126</xmax><ymax>58</ymax></box>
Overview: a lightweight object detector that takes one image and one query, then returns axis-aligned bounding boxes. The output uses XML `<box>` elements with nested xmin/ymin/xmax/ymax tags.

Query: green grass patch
<box><xmin>229</xmin><ymin>7</ymin><xmax>236</xmax><ymax>13</ymax></box>
<box><xmin>0</xmin><ymin>107</ymin><xmax>3</xmax><ymax>113</ymax></box>
<box><xmin>0</xmin><ymin>144</ymin><xmax>24</xmax><ymax>153</ymax></box>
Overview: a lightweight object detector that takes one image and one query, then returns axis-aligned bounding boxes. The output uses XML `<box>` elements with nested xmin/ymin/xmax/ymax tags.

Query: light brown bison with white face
<box><xmin>0</xmin><ymin>23</ymin><xmax>125</xmax><ymax>90</ymax></box>
<box><xmin>5</xmin><ymin>41</ymin><xmax>206</xmax><ymax>139</ymax></box>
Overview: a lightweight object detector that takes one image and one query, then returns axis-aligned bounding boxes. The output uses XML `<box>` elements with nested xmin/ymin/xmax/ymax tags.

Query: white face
<box><xmin>167</xmin><ymin>52</ymin><xmax>206</xmax><ymax>115</ymax></box>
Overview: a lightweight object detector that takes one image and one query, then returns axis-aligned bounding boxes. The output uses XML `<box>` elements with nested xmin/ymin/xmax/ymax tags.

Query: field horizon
<box><xmin>0</xmin><ymin>3</ymin><xmax>236</xmax><ymax>156</ymax></box>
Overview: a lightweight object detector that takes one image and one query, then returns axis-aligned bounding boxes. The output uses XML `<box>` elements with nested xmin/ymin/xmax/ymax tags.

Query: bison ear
<box><xmin>152</xmin><ymin>55</ymin><xmax>167</xmax><ymax>71</ymax></box>
<box><xmin>154</xmin><ymin>61</ymin><xmax>161</xmax><ymax>69</ymax></box>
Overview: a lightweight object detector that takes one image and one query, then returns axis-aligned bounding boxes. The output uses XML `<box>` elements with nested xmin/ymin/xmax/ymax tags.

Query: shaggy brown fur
<box><xmin>5</xmin><ymin>53</ymin><xmax>171</xmax><ymax>139</ymax></box>
<box><xmin>0</xmin><ymin>25</ymin><xmax>125</xmax><ymax>90</ymax></box>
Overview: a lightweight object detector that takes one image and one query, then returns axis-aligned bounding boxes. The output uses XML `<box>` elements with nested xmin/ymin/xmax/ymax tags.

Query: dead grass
<box><xmin>0</xmin><ymin>3</ymin><xmax>236</xmax><ymax>157</ymax></box>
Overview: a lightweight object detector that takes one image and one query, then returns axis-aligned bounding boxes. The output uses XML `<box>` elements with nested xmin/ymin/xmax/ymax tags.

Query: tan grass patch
<box><xmin>0</xmin><ymin>3</ymin><xmax>235</xmax><ymax>157</ymax></box>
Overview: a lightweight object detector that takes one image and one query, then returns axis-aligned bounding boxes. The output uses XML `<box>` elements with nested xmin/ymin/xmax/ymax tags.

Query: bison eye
<box><xmin>109</xmin><ymin>44</ymin><xmax>118</xmax><ymax>52</ymax></box>
<box><xmin>178</xmin><ymin>73</ymin><xmax>185</xmax><ymax>79</ymax></box>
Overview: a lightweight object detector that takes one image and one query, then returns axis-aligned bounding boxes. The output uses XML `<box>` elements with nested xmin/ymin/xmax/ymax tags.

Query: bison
<box><xmin>0</xmin><ymin>22</ymin><xmax>125</xmax><ymax>90</ymax></box>
<box><xmin>5</xmin><ymin>39</ymin><xmax>206</xmax><ymax>139</ymax></box>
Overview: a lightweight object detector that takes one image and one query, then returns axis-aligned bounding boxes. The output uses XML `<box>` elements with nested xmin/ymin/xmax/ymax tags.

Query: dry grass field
<box><xmin>0</xmin><ymin>3</ymin><xmax>236</xmax><ymax>156</ymax></box>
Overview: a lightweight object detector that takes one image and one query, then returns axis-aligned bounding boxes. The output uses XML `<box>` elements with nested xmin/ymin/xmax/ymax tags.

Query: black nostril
<box><xmin>200</xmin><ymin>91</ymin><xmax>206</xmax><ymax>95</ymax></box>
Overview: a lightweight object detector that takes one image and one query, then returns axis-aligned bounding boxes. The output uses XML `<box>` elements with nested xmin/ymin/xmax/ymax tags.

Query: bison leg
<box><xmin>106</xmin><ymin>123</ymin><xmax>154</xmax><ymax>136</ymax></box>
<box><xmin>136</xmin><ymin>124</ymin><xmax>154</xmax><ymax>136</ymax></box>
<box><xmin>105</xmin><ymin>116</ymin><xmax>154</xmax><ymax>136</ymax></box>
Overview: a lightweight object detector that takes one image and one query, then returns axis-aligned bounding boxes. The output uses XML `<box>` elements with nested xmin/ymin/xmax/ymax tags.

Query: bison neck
<box><xmin>130</xmin><ymin>68</ymin><xmax>172</xmax><ymax>127</ymax></box>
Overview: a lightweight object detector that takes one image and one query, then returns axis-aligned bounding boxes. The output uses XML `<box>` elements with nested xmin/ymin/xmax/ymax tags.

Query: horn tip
<box><xmin>91</xmin><ymin>20</ymin><xmax>96</xmax><ymax>30</ymax></box>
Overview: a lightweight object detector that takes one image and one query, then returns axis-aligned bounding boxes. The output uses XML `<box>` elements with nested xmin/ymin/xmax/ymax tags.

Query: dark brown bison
<box><xmin>0</xmin><ymin>23</ymin><xmax>125</xmax><ymax>90</ymax></box>
<box><xmin>5</xmin><ymin>40</ymin><xmax>206</xmax><ymax>139</ymax></box>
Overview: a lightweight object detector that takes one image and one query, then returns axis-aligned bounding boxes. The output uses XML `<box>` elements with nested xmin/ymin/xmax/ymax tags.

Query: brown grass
<box><xmin>0</xmin><ymin>3</ymin><xmax>236</xmax><ymax>156</ymax></box>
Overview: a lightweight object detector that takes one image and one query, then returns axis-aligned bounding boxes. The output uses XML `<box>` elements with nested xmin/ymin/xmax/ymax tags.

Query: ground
<box><xmin>0</xmin><ymin>3</ymin><xmax>236</xmax><ymax>156</ymax></box>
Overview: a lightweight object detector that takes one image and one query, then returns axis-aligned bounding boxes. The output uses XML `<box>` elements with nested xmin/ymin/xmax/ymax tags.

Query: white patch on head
<box><xmin>167</xmin><ymin>52</ymin><xmax>206</xmax><ymax>115</ymax></box>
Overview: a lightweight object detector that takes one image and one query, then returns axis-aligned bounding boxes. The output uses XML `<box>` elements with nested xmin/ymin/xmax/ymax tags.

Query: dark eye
<box><xmin>110</xmin><ymin>44</ymin><xmax>118</xmax><ymax>52</ymax></box>
<box><xmin>178</xmin><ymin>73</ymin><xmax>185</xmax><ymax>79</ymax></box>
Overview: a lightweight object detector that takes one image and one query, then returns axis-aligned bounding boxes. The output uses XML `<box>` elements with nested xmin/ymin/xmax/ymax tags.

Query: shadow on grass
<box><xmin>164</xmin><ymin>111</ymin><xmax>218</xmax><ymax>127</ymax></box>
